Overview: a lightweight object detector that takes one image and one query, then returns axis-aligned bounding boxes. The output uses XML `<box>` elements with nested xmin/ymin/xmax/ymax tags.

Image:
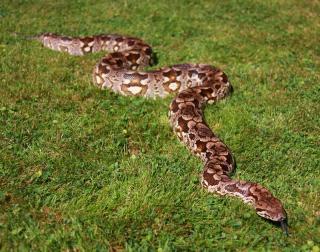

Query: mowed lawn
<box><xmin>0</xmin><ymin>0</ymin><xmax>319</xmax><ymax>251</ymax></box>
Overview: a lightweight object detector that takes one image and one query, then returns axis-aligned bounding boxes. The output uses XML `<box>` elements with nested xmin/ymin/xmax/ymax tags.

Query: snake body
<box><xmin>33</xmin><ymin>33</ymin><xmax>288</xmax><ymax>232</ymax></box>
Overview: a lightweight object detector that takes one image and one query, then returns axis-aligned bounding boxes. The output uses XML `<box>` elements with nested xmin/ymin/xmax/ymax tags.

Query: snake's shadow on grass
<box><xmin>263</xmin><ymin>218</ymin><xmax>290</xmax><ymax>236</ymax></box>
<box><xmin>151</xmin><ymin>52</ymin><xmax>159</xmax><ymax>66</ymax></box>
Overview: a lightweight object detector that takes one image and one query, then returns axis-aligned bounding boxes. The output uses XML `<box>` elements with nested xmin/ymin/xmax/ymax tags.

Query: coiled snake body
<box><xmin>33</xmin><ymin>33</ymin><xmax>288</xmax><ymax>233</ymax></box>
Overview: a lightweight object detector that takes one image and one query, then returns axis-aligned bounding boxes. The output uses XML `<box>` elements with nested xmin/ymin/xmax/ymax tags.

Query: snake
<box><xmin>31</xmin><ymin>33</ymin><xmax>288</xmax><ymax>234</ymax></box>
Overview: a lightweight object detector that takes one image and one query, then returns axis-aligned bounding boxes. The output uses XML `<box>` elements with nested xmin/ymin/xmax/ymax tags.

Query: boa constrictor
<box><xmin>32</xmin><ymin>33</ymin><xmax>288</xmax><ymax>234</ymax></box>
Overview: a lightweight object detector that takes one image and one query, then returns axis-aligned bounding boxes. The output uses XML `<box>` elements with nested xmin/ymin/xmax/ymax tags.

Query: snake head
<box><xmin>256</xmin><ymin>200</ymin><xmax>287</xmax><ymax>221</ymax></box>
<box><xmin>255</xmin><ymin>196</ymin><xmax>288</xmax><ymax>235</ymax></box>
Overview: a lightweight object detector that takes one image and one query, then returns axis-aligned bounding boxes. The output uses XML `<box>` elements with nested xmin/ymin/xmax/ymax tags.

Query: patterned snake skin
<box><xmin>33</xmin><ymin>33</ymin><xmax>288</xmax><ymax>233</ymax></box>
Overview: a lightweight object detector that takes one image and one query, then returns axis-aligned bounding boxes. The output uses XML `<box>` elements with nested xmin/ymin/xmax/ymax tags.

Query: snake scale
<box><xmin>32</xmin><ymin>33</ymin><xmax>288</xmax><ymax>234</ymax></box>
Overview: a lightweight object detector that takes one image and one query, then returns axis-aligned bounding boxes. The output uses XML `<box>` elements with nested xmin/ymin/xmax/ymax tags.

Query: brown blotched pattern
<box><xmin>33</xmin><ymin>33</ymin><xmax>288</xmax><ymax>232</ymax></box>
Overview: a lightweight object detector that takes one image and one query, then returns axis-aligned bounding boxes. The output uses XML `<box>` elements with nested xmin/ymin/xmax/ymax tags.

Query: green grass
<box><xmin>0</xmin><ymin>0</ymin><xmax>319</xmax><ymax>251</ymax></box>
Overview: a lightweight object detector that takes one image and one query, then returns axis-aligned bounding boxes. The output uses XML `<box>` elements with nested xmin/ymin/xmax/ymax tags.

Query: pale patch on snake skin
<box><xmin>33</xmin><ymin>33</ymin><xmax>288</xmax><ymax>231</ymax></box>
<box><xmin>127</xmin><ymin>86</ymin><xmax>143</xmax><ymax>95</ymax></box>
